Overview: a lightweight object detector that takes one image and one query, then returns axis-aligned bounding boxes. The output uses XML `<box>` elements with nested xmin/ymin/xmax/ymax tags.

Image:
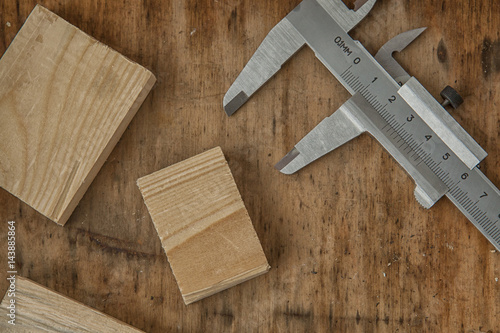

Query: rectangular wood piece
<box><xmin>0</xmin><ymin>276</ymin><xmax>143</xmax><ymax>332</ymax></box>
<box><xmin>137</xmin><ymin>147</ymin><xmax>270</xmax><ymax>304</ymax></box>
<box><xmin>0</xmin><ymin>5</ymin><xmax>156</xmax><ymax>225</ymax></box>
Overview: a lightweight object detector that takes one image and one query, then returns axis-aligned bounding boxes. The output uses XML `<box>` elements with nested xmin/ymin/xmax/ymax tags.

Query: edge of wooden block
<box><xmin>39</xmin><ymin>4</ymin><xmax>158</xmax><ymax>225</ymax></box>
<box><xmin>137</xmin><ymin>147</ymin><xmax>225</xmax><ymax>188</ymax></box>
<box><xmin>4</xmin><ymin>5</ymin><xmax>157</xmax><ymax>225</ymax></box>
<box><xmin>56</xmin><ymin>71</ymin><xmax>156</xmax><ymax>225</ymax></box>
<box><xmin>0</xmin><ymin>276</ymin><xmax>144</xmax><ymax>332</ymax></box>
<box><xmin>182</xmin><ymin>262</ymin><xmax>270</xmax><ymax>305</ymax></box>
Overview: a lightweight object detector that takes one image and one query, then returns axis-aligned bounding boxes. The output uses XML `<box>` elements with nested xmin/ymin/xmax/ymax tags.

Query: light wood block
<box><xmin>137</xmin><ymin>147</ymin><xmax>270</xmax><ymax>304</ymax></box>
<box><xmin>0</xmin><ymin>276</ymin><xmax>143</xmax><ymax>332</ymax></box>
<box><xmin>0</xmin><ymin>5</ymin><xmax>156</xmax><ymax>225</ymax></box>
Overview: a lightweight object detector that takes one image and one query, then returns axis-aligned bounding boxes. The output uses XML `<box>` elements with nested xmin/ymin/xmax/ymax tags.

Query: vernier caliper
<box><xmin>223</xmin><ymin>0</ymin><xmax>500</xmax><ymax>251</ymax></box>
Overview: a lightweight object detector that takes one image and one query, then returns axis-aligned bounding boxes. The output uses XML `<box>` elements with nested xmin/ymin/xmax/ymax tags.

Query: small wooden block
<box><xmin>137</xmin><ymin>147</ymin><xmax>270</xmax><ymax>304</ymax></box>
<box><xmin>0</xmin><ymin>276</ymin><xmax>143</xmax><ymax>332</ymax></box>
<box><xmin>0</xmin><ymin>5</ymin><xmax>156</xmax><ymax>225</ymax></box>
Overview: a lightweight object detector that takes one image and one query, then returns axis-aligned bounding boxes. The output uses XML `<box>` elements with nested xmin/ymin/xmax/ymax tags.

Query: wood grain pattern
<box><xmin>0</xmin><ymin>276</ymin><xmax>143</xmax><ymax>332</ymax></box>
<box><xmin>0</xmin><ymin>5</ymin><xmax>156</xmax><ymax>225</ymax></box>
<box><xmin>0</xmin><ymin>0</ymin><xmax>499</xmax><ymax>331</ymax></box>
<box><xmin>138</xmin><ymin>147</ymin><xmax>270</xmax><ymax>304</ymax></box>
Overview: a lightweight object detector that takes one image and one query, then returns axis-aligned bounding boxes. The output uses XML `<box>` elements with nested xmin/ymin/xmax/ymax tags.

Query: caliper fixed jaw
<box><xmin>223</xmin><ymin>0</ymin><xmax>377</xmax><ymax>116</ymax></box>
<box><xmin>223</xmin><ymin>18</ymin><xmax>306</xmax><ymax>116</ymax></box>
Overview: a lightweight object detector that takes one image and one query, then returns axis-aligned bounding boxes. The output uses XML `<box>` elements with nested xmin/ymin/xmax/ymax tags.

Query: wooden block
<box><xmin>0</xmin><ymin>5</ymin><xmax>156</xmax><ymax>225</ymax></box>
<box><xmin>0</xmin><ymin>276</ymin><xmax>143</xmax><ymax>332</ymax></box>
<box><xmin>137</xmin><ymin>147</ymin><xmax>270</xmax><ymax>304</ymax></box>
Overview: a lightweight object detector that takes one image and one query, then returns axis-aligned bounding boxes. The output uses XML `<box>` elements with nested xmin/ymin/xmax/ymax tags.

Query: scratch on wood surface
<box><xmin>217</xmin><ymin>231</ymin><xmax>241</xmax><ymax>250</ymax></box>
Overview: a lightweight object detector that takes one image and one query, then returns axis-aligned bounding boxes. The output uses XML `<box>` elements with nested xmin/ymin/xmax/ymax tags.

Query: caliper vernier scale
<box><xmin>223</xmin><ymin>0</ymin><xmax>500</xmax><ymax>251</ymax></box>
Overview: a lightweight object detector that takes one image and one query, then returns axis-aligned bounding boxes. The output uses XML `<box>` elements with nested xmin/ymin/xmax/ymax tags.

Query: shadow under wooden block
<box><xmin>0</xmin><ymin>276</ymin><xmax>143</xmax><ymax>332</ymax></box>
<box><xmin>137</xmin><ymin>147</ymin><xmax>270</xmax><ymax>305</ymax></box>
<box><xmin>0</xmin><ymin>5</ymin><xmax>156</xmax><ymax>225</ymax></box>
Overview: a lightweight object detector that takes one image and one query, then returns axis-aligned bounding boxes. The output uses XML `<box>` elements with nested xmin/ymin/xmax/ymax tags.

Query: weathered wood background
<box><xmin>0</xmin><ymin>0</ymin><xmax>499</xmax><ymax>331</ymax></box>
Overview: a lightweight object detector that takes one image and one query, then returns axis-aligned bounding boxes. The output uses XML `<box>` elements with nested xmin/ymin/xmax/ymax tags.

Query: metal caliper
<box><xmin>223</xmin><ymin>0</ymin><xmax>500</xmax><ymax>251</ymax></box>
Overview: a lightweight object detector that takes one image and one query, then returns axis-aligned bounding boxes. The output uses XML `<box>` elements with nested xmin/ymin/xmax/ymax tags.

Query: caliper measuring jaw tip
<box><xmin>223</xmin><ymin>0</ymin><xmax>377</xmax><ymax>116</ymax></box>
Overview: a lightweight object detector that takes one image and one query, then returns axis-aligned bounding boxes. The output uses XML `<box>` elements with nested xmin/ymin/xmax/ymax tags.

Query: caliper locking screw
<box><xmin>440</xmin><ymin>86</ymin><xmax>464</xmax><ymax>109</ymax></box>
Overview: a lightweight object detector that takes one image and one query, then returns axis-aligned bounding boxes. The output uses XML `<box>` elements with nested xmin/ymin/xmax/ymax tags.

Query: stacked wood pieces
<box><xmin>0</xmin><ymin>5</ymin><xmax>156</xmax><ymax>225</ymax></box>
<box><xmin>137</xmin><ymin>147</ymin><xmax>270</xmax><ymax>304</ymax></box>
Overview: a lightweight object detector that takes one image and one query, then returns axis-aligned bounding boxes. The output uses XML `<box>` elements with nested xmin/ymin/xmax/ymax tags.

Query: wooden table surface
<box><xmin>1</xmin><ymin>0</ymin><xmax>499</xmax><ymax>332</ymax></box>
